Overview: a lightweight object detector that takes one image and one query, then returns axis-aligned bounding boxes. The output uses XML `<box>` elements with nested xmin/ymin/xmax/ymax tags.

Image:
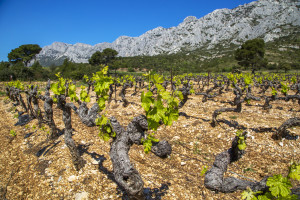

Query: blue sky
<box><xmin>0</xmin><ymin>0</ymin><xmax>255</xmax><ymax>62</ymax></box>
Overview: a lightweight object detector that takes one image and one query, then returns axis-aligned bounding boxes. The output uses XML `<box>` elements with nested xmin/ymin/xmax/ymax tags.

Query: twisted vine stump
<box><xmin>31</xmin><ymin>85</ymin><xmax>43</xmax><ymax>127</ymax></box>
<box><xmin>263</xmin><ymin>94</ymin><xmax>276</xmax><ymax>110</ymax></box>
<box><xmin>178</xmin><ymin>82</ymin><xmax>192</xmax><ymax>108</ymax></box>
<box><xmin>273</xmin><ymin>117</ymin><xmax>300</xmax><ymax>140</ymax></box>
<box><xmin>204</xmin><ymin>133</ymin><xmax>268</xmax><ymax>193</ymax></box>
<box><xmin>109</xmin><ymin>116</ymin><xmax>145</xmax><ymax>200</ymax></box>
<box><xmin>263</xmin><ymin>94</ymin><xmax>300</xmax><ymax>110</ymax></box>
<box><xmin>211</xmin><ymin>85</ymin><xmax>243</xmax><ymax>127</ymax></box>
<box><xmin>126</xmin><ymin>115</ymin><xmax>172</xmax><ymax>157</ymax></box>
<box><xmin>39</xmin><ymin>80</ymin><xmax>59</xmax><ymax>140</ymax></box>
<box><xmin>109</xmin><ymin>114</ymin><xmax>172</xmax><ymax>200</ymax></box>
<box><xmin>119</xmin><ymin>82</ymin><xmax>131</xmax><ymax>107</ymax></box>
<box><xmin>108</xmin><ymin>84</ymin><xmax>114</xmax><ymax>103</ymax></box>
<box><xmin>25</xmin><ymin>89</ymin><xmax>35</xmax><ymax>118</ymax></box>
<box><xmin>76</xmin><ymin>102</ymin><xmax>99</xmax><ymax>127</ymax></box>
<box><xmin>196</xmin><ymin>82</ymin><xmax>219</xmax><ymax>103</ymax></box>
<box><xmin>15</xmin><ymin>87</ymin><xmax>28</xmax><ymax>112</ymax></box>
<box><xmin>245</xmin><ymin>84</ymin><xmax>261</xmax><ymax>102</ymax></box>
<box><xmin>7</xmin><ymin>87</ymin><xmax>28</xmax><ymax>112</ymax></box>
<box><xmin>58</xmin><ymin>95</ymin><xmax>85</xmax><ymax>171</ymax></box>
<box><xmin>6</xmin><ymin>87</ymin><xmax>14</xmax><ymax>101</ymax></box>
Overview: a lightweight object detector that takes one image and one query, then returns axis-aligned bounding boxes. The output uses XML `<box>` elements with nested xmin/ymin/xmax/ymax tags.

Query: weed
<box><xmin>229</xmin><ymin>115</ymin><xmax>238</xmax><ymax>120</ymax></box>
<box><xmin>193</xmin><ymin>142</ymin><xmax>201</xmax><ymax>155</ymax></box>
<box><xmin>0</xmin><ymin>91</ymin><xmax>6</xmax><ymax>96</ymax></box>
<box><xmin>10</xmin><ymin>130</ymin><xmax>16</xmax><ymax>137</ymax></box>
<box><xmin>200</xmin><ymin>166</ymin><xmax>208</xmax><ymax>176</ymax></box>
<box><xmin>243</xmin><ymin>167</ymin><xmax>255</xmax><ymax>173</ymax></box>
<box><xmin>40</xmin><ymin>125</ymin><xmax>46</xmax><ymax>131</ymax></box>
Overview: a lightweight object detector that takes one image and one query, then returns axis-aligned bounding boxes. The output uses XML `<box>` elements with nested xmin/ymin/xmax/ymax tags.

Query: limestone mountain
<box><xmin>36</xmin><ymin>0</ymin><xmax>300</xmax><ymax>66</ymax></box>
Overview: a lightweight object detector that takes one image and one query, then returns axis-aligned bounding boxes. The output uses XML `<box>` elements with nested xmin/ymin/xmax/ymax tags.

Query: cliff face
<box><xmin>36</xmin><ymin>0</ymin><xmax>300</xmax><ymax>66</ymax></box>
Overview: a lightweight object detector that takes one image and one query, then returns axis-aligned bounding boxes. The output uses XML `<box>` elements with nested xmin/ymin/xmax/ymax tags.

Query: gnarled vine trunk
<box><xmin>119</xmin><ymin>83</ymin><xmax>131</xmax><ymax>107</ymax></box>
<box><xmin>31</xmin><ymin>86</ymin><xmax>43</xmax><ymax>127</ymax></box>
<box><xmin>178</xmin><ymin>82</ymin><xmax>192</xmax><ymax>108</ymax></box>
<box><xmin>204</xmin><ymin>133</ymin><xmax>268</xmax><ymax>193</ymax></box>
<box><xmin>109</xmin><ymin>116</ymin><xmax>145</xmax><ymax>200</ymax></box>
<box><xmin>109</xmin><ymin>114</ymin><xmax>172</xmax><ymax>199</ymax></box>
<box><xmin>15</xmin><ymin>88</ymin><xmax>28</xmax><ymax>112</ymax></box>
<box><xmin>39</xmin><ymin>80</ymin><xmax>59</xmax><ymax>140</ymax></box>
<box><xmin>211</xmin><ymin>85</ymin><xmax>243</xmax><ymax>127</ymax></box>
<box><xmin>25</xmin><ymin>90</ymin><xmax>35</xmax><ymax>118</ymax></box>
<box><xmin>273</xmin><ymin>117</ymin><xmax>300</xmax><ymax>140</ymax></box>
<box><xmin>58</xmin><ymin>95</ymin><xmax>85</xmax><ymax>171</ymax></box>
<box><xmin>70</xmin><ymin>102</ymin><xmax>100</xmax><ymax>127</ymax></box>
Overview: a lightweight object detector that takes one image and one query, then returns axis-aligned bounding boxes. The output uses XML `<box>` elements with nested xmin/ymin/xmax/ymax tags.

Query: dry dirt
<box><xmin>0</xmin><ymin>83</ymin><xmax>299</xmax><ymax>200</ymax></box>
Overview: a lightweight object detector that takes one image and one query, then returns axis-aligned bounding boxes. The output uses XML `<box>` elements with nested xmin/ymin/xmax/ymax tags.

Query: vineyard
<box><xmin>0</xmin><ymin>69</ymin><xmax>299</xmax><ymax>200</ymax></box>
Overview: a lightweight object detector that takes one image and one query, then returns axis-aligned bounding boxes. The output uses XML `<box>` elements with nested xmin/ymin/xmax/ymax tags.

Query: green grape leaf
<box><xmin>99</xmin><ymin>132</ymin><xmax>110</xmax><ymax>141</ymax></box>
<box><xmin>288</xmin><ymin>162</ymin><xmax>300</xmax><ymax>181</ymax></box>
<box><xmin>153</xmin><ymin>97</ymin><xmax>166</xmax><ymax>118</ymax></box>
<box><xmin>68</xmin><ymin>84</ymin><xmax>78</xmax><ymax>102</ymax></box>
<box><xmin>156</xmin><ymin>83</ymin><xmax>164</xmax><ymax>91</ymax></box>
<box><xmin>147</xmin><ymin>118</ymin><xmax>160</xmax><ymax>131</ymax></box>
<box><xmin>271</xmin><ymin>87</ymin><xmax>277</xmax><ymax>96</ymax></box>
<box><xmin>69</xmin><ymin>84</ymin><xmax>76</xmax><ymax>91</ymax></box>
<box><xmin>50</xmin><ymin>83</ymin><xmax>59</xmax><ymax>95</ymax></box>
<box><xmin>161</xmin><ymin>90</ymin><xmax>171</xmax><ymax>100</ymax></box>
<box><xmin>266</xmin><ymin>174</ymin><xmax>292</xmax><ymax>197</ymax></box>
<box><xmin>238</xmin><ymin>142</ymin><xmax>247</xmax><ymax>151</ymax></box>
<box><xmin>141</xmin><ymin>91</ymin><xmax>153</xmax><ymax>112</ymax></box>
<box><xmin>153</xmin><ymin>74</ymin><xmax>164</xmax><ymax>84</ymax></box>
<box><xmin>80</xmin><ymin>86</ymin><xmax>90</xmax><ymax>102</ymax></box>
<box><xmin>280</xmin><ymin>82</ymin><xmax>289</xmax><ymax>96</ymax></box>
<box><xmin>142</xmin><ymin>138</ymin><xmax>152</xmax><ymax>154</ymax></box>
<box><xmin>190</xmin><ymin>88</ymin><xmax>195</xmax><ymax>94</ymax></box>
<box><xmin>166</xmin><ymin>109</ymin><xmax>179</xmax><ymax>126</ymax></box>
<box><xmin>257</xmin><ymin>194</ymin><xmax>272</xmax><ymax>200</ymax></box>
<box><xmin>241</xmin><ymin>190</ymin><xmax>257</xmax><ymax>200</ymax></box>
<box><xmin>241</xmin><ymin>187</ymin><xmax>265</xmax><ymax>200</ymax></box>
<box><xmin>83</xmin><ymin>75</ymin><xmax>89</xmax><ymax>82</ymax></box>
<box><xmin>175</xmin><ymin>90</ymin><xmax>183</xmax><ymax>100</ymax></box>
<box><xmin>238</xmin><ymin>136</ymin><xmax>247</xmax><ymax>150</ymax></box>
<box><xmin>95</xmin><ymin>115</ymin><xmax>108</xmax><ymax>126</ymax></box>
<box><xmin>97</xmin><ymin>98</ymin><xmax>107</xmax><ymax>110</ymax></box>
<box><xmin>141</xmin><ymin>133</ymin><xmax>159</xmax><ymax>153</ymax></box>
<box><xmin>96</xmin><ymin>115</ymin><xmax>115</xmax><ymax>141</ymax></box>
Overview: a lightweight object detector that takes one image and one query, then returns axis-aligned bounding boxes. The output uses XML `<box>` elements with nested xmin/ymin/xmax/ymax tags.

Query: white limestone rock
<box><xmin>36</xmin><ymin>0</ymin><xmax>300</xmax><ymax>66</ymax></box>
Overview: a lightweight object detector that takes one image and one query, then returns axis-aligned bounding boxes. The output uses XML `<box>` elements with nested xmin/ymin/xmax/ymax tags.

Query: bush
<box><xmin>128</xmin><ymin>67</ymin><xmax>135</xmax><ymax>72</ymax></box>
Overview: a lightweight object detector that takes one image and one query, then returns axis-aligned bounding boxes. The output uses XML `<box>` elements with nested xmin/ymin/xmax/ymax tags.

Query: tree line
<box><xmin>1</xmin><ymin>38</ymin><xmax>299</xmax><ymax>81</ymax></box>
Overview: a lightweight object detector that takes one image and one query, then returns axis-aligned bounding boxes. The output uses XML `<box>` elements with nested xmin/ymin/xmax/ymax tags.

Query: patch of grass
<box><xmin>75</xmin><ymin>81</ymin><xmax>88</xmax><ymax>87</ymax></box>
<box><xmin>193</xmin><ymin>142</ymin><xmax>201</xmax><ymax>155</ymax></box>
<box><xmin>243</xmin><ymin>167</ymin><xmax>256</xmax><ymax>173</ymax></box>
<box><xmin>0</xmin><ymin>91</ymin><xmax>6</xmax><ymax>96</ymax></box>
<box><xmin>39</xmin><ymin>125</ymin><xmax>46</xmax><ymax>131</ymax></box>
<box><xmin>229</xmin><ymin>115</ymin><xmax>238</xmax><ymax>120</ymax></box>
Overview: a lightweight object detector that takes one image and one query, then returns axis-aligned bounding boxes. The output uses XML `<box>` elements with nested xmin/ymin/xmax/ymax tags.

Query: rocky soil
<box><xmin>0</xmin><ymin>83</ymin><xmax>299</xmax><ymax>200</ymax></box>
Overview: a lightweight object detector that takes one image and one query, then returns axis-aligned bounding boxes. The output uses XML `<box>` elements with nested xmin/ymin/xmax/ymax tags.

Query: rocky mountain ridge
<box><xmin>36</xmin><ymin>0</ymin><xmax>300</xmax><ymax>66</ymax></box>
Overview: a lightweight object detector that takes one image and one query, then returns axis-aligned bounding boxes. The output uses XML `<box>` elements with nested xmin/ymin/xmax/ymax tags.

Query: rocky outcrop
<box><xmin>36</xmin><ymin>0</ymin><xmax>300</xmax><ymax>66</ymax></box>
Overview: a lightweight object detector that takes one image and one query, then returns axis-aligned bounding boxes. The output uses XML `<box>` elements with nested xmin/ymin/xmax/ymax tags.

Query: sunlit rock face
<box><xmin>36</xmin><ymin>0</ymin><xmax>300</xmax><ymax>66</ymax></box>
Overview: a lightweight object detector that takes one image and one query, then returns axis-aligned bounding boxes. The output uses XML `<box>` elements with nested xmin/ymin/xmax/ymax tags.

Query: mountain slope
<box><xmin>36</xmin><ymin>0</ymin><xmax>300</xmax><ymax>66</ymax></box>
